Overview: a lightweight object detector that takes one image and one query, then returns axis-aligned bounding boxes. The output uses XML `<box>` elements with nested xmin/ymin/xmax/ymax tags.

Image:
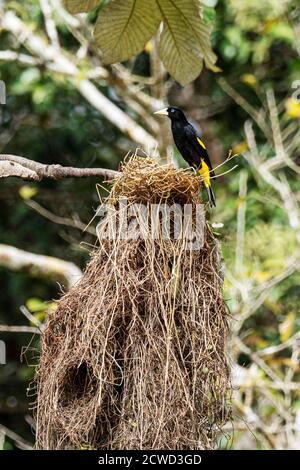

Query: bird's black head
<box><xmin>154</xmin><ymin>106</ymin><xmax>188</xmax><ymax>123</ymax></box>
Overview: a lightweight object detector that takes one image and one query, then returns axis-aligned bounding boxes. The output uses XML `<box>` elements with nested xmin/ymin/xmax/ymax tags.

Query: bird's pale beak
<box><xmin>154</xmin><ymin>108</ymin><xmax>168</xmax><ymax>116</ymax></box>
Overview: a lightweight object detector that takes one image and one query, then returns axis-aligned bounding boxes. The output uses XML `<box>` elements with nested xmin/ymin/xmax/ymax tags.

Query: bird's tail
<box><xmin>206</xmin><ymin>185</ymin><xmax>216</xmax><ymax>208</ymax></box>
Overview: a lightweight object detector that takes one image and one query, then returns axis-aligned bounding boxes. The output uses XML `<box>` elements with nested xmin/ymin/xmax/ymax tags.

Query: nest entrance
<box><xmin>59</xmin><ymin>362</ymin><xmax>96</xmax><ymax>406</ymax></box>
<box><xmin>35</xmin><ymin>156</ymin><xmax>231</xmax><ymax>450</ymax></box>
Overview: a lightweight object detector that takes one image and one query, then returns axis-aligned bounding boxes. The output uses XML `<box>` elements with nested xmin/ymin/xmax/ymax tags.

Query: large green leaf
<box><xmin>65</xmin><ymin>0</ymin><xmax>219</xmax><ymax>85</ymax></box>
<box><xmin>94</xmin><ymin>0</ymin><xmax>162</xmax><ymax>64</ymax></box>
<box><xmin>64</xmin><ymin>0</ymin><xmax>101</xmax><ymax>14</ymax></box>
<box><xmin>157</xmin><ymin>0</ymin><xmax>205</xmax><ymax>85</ymax></box>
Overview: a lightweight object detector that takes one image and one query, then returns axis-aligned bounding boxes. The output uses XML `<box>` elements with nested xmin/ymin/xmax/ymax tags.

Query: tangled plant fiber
<box><xmin>35</xmin><ymin>156</ymin><xmax>231</xmax><ymax>450</ymax></box>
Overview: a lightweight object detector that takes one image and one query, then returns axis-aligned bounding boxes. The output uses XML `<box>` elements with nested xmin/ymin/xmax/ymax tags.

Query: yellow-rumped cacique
<box><xmin>154</xmin><ymin>107</ymin><xmax>216</xmax><ymax>207</ymax></box>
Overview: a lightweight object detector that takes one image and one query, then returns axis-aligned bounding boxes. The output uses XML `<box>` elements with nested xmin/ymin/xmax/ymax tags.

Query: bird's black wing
<box><xmin>184</xmin><ymin>124</ymin><xmax>215</xmax><ymax>178</ymax></box>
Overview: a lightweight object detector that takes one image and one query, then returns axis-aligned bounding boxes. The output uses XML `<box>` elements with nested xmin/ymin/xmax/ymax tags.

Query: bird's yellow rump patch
<box><xmin>197</xmin><ymin>137</ymin><xmax>206</xmax><ymax>149</ymax></box>
<box><xmin>198</xmin><ymin>159</ymin><xmax>210</xmax><ymax>188</ymax></box>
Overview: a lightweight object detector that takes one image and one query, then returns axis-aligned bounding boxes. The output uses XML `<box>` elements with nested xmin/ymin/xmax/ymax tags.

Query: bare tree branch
<box><xmin>0</xmin><ymin>154</ymin><xmax>121</xmax><ymax>181</ymax></box>
<box><xmin>0</xmin><ymin>50</ymin><xmax>40</xmax><ymax>66</ymax></box>
<box><xmin>0</xmin><ymin>244</ymin><xmax>82</xmax><ymax>288</ymax></box>
<box><xmin>39</xmin><ymin>0</ymin><xmax>60</xmax><ymax>50</ymax></box>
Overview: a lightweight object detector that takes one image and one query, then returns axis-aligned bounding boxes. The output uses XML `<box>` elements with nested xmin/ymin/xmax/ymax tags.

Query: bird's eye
<box><xmin>170</xmin><ymin>109</ymin><xmax>175</xmax><ymax>113</ymax></box>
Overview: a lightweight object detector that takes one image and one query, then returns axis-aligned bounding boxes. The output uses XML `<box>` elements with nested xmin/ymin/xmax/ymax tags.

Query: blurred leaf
<box><xmin>64</xmin><ymin>0</ymin><xmax>101</xmax><ymax>14</ymax></box>
<box><xmin>266</xmin><ymin>22</ymin><xmax>295</xmax><ymax>45</ymax></box>
<box><xmin>19</xmin><ymin>186</ymin><xmax>38</xmax><ymax>200</ymax></box>
<box><xmin>232</xmin><ymin>140</ymin><xmax>248</xmax><ymax>154</ymax></box>
<box><xmin>25</xmin><ymin>299</ymin><xmax>57</xmax><ymax>324</ymax></box>
<box><xmin>263</xmin><ymin>299</ymin><xmax>282</xmax><ymax>316</ymax></box>
<box><xmin>11</xmin><ymin>67</ymin><xmax>41</xmax><ymax>95</ymax></box>
<box><xmin>26</xmin><ymin>297</ymin><xmax>48</xmax><ymax>313</ymax></box>
<box><xmin>292</xmin><ymin>400</ymin><xmax>300</xmax><ymax>410</ymax></box>
<box><xmin>244</xmin><ymin>223</ymin><xmax>297</xmax><ymax>277</ymax></box>
<box><xmin>202</xmin><ymin>5</ymin><xmax>217</xmax><ymax>24</ymax></box>
<box><xmin>285</xmin><ymin>97</ymin><xmax>300</xmax><ymax>119</ymax></box>
<box><xmin>144</xmin><ymin>41</ymin><xmax>153</xmax><ymax>54</ymax></box>
<box><xmin>30</xmin><ymin>303</ymin><xmax>56</xmax><ymax>325</ymax></box>
<box><xmin>240</xmin><ymin>73</ymin><xmax>257</xmax><ymax>88</ymax></box>
<box><xmin>3</xmin><ymin>439</ymin><xmax>13</xmax><ymax>450</ymax></box>
<box><xmin>279</xmin><ymin>311</ymin><xmax>295</xmax><ymax>342</ymax></box>
<box><xmin>268</xmin><ymin>357</ymin><xmax>299</xmax><ymax>370</ymax></box>
<box><xmin>255</xmin><ymin>271</ymin><xmax>271</xmax><ymax>283</ymax></box>
<box><xmin>245</xmin><ymin>335</ymin><xmax>268</xmax><ymax>348</ymax></box>
<box><xmin>227</xmin><ymin>0</ymin><xmax>292</xmax><ymax>32</ymax></box>
<box><xmin>223</xmin><ymin>26</ymin><xmax>251</xmax><ymax>63</ymax></box>
<box><xmin>32</xmin><ymin>311</ymin><xmax>47</xmax><ymax>324</ymax></box>
<box><xmin>94</xmin><ymin>0</ymin><xmax>161</xmax><ymax>64</ymax></box>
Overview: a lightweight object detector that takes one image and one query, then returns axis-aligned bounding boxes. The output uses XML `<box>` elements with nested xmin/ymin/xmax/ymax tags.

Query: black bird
<box><xmin>154</xmin><ymin>107</ymin><xmax>216</xmax><ymax>207</ymax></box>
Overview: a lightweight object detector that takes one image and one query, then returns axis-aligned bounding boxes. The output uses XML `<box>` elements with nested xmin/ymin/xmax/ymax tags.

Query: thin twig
<box><xmin>25</xmin><ymin>199</ymin><xmax>96</xmax><ymax>235</ymax></box>
<box><xmin>20</xmin><ymin>305</ymin><xmax>44</xmax><ymax>330</ymax></box>
<box><xmin>0</xmin><ymin>325</ymin><xmax>40</xmax><ymax>334</ymax></box>
<box><xmin>235</xmin><ymin>170</ymin><xmax>248</xmax><ymax>275</ymax></box>
<box><xmin>0</xmin><ymin>424</ymin><xmax>33</xmax><ymax>450</ymax></box>
<box><xmin>218</xmin><ymin>78</ymin><xmax>271</xmax><ymax>138</ymax></box>
<box><xmin>257</xmin><ymin>331</ymin><xmax>300</xmax><ymax>357</ymax></box>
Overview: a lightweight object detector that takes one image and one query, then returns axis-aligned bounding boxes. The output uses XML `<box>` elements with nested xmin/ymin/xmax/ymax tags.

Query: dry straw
<box><xmin>35</xmin><ymin>156</ymin><xmax>231</xmax><ymax>450</ymax></box>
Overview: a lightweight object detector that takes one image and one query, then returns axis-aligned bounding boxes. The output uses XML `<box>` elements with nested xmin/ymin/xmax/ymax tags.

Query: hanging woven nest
<box><xmin>35</xmin><ymin>156</ymin><xmax>231</xmax><ymax>450</ymax></box>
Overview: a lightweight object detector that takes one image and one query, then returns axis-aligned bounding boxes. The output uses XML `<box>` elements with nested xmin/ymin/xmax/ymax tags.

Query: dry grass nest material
<box><xmin>35</xmin><ymin>156</ymin><xmax>231</xmax><ymax>450</ymax></box>
<box><xmin>109</xmin><ymin>156</ymin><xmax>201</xmax><ymax>205</ymax></box>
